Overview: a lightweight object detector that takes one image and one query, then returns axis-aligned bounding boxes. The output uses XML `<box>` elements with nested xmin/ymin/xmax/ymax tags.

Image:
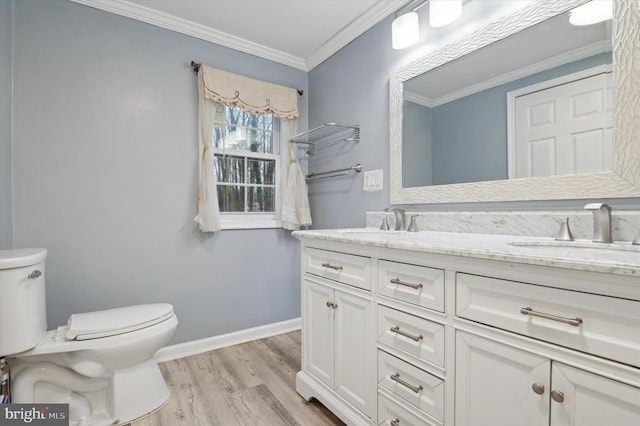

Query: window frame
<box><xmin>212</xmin><ymin>108</ymin><xmax>282</xmax><ymax>230</ymax></box>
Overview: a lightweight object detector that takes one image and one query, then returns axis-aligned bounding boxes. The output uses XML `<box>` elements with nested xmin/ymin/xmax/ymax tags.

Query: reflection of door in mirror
<box><xmin>509</xmin><ymin>66</ymin><xmax>612</xmax><ymax>179</ymax></box>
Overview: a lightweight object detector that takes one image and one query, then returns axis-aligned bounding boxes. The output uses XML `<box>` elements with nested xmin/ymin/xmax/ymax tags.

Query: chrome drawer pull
<box><xmin>321</xmin><ymin>262</ymin><xmax>343</xmax><ymax>271</ymax></box>
<box><xmin>326</xmin><ymin>301</ymin><xmax>338</xmax><ymax>309</ymax></box>
<box><xmin>390</xmin><ymin>326</ymin><xmax>423</xmax><ymax>342</ymax></box>
<box><xmin>520</xmin><ymin>307</ymin><xmax>583</xmax><ymax>327</ymax></box>
<box><xmin>390</xmin><ymin>278</ymin><xmax>423</xmax><ymax>289</ymax></box>
<box><xmin>390</xmin><ymin>418</ymin><xmax>400</xmax><ymax>426</ymax></box>
<box><xmin>390</xmin><ymin>373</ymin><xmax>423</xmax><ymax>393</ymax></box>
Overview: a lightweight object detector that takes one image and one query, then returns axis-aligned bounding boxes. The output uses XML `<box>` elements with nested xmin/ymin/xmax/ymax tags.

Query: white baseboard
<box><xmin>154</xmin><ymin>317</ymin><xmax>301</xmax><ymax>363</ymax></box>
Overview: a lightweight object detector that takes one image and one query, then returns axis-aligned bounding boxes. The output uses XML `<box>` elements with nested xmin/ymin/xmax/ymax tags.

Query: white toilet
<box><xmin>0</xmin><ymin>248</ymin><xmax>178</xmax><ymax>426</ymax></box>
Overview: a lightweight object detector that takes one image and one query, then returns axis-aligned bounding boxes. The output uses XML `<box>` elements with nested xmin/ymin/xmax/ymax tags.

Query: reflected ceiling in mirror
<box><xmin>402</xmin><ymin>6</ymin><xmax>612</xmax><ymax>188</ymax></box>
<box><xmin>389</xmin><ymin>0</ymin><xmax>640</xmax><ymax>204</ymax></box>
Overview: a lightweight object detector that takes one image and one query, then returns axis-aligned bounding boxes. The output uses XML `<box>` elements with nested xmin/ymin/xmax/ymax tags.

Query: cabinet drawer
<box><xmin>378</xmin><ymin>260</ymin><xmax>444</xmax><ymax>312</ymax></box>
<box><xmin>378</xmin><ymin>305</ymin><xmax>445</xmax><ymax>368</ymax></box>
<box><xmin>305</xmin><ymin>248</ymin><xmax>371</xmax><ymax>290</ymax></box>
<box><xmin>377</xmin><ymin>391</ymin><xmax>442</xmax><ymax>426</ymax></box>
<box><xmin>378</xmin><ymin>350</ymin><xmax>444</xmax><ymax>422</ymax></box>
<box><xmin>457</xmin><ymin>273</ymin><xmax>640</xmax><ymax>368</ymax></box>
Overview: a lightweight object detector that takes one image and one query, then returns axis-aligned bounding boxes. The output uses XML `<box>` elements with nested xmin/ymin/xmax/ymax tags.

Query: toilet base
<box><xmin>110</xmin><ymin>357</ymin><xmax>170</xmax><ymax>424</ymax></box>
<box><xmin>11</xmin><ymin>357</ymin><xmax>170</xmax><ymax>426</ymax></box>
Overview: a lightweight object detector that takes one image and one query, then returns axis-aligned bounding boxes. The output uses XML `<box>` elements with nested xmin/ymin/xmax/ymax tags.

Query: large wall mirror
<box><xmin>389</xmin><ymin>0</ymin><xmax>640</xmax><ymax>204</ymax></box>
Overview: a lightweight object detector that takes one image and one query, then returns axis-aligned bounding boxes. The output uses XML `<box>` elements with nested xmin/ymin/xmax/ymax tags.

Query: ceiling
<box><xmin>70</xmin><ymin>0</ymin><xmax>409</xmax><ymax>71</ymax></box>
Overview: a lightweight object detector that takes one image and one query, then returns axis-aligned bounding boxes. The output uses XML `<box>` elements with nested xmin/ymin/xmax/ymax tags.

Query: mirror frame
<box><xmin>390</xmin><ymin>0</ymin><xmax>640</xmax><ymax>204</ymax></box>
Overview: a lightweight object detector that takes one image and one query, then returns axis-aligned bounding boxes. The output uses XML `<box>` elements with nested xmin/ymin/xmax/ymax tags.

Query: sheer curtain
<box><xmin>193</xmin><ymin>71</ymin><xmax>221</xmax><ymax>232</ymax></box>
<box><xmin>194</xmin><ymin>64</ymin><xmax>311</xmax><ymax>232</ymax></box>
<box><xmin>280</xmin><ymin>119</ymin><xmax>312</xmax><ymax>230</ymax></box>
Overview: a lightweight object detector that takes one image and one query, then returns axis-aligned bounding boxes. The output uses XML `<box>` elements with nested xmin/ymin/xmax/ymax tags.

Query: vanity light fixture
<box><xmin>429</xmin><ymin>0</ymin><xmax>463</xmax><ymax>28</ymax></box>
<box><xmin>392</xmin><ymin>0</ymin><xmax>464</xmax><ymax>50</ymax></box>
<box><xmin>569</xmin><ymin>0</ymin><xmax>612</xmax><ymax>26</ymax></box>
<box><xmin>392</xmin><ymin>0</ymin><xmax>428</xmax><ymax>50</ymax></box>
<box><xmin>392</xmin><ymin>11</ymin><xmax>420</xmax><ymax>49</ymax></box>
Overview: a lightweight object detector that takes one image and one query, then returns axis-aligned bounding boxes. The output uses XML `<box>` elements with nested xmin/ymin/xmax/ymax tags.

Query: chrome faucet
<box><xmin>584</xmin><ymin>203</ymin><xmax>612</xmax><ymax>243</ymax></box>
<box><xmin>385</xmin><ymin>207</ymin><xmax>405</xmax><ymax>231</ymax></box>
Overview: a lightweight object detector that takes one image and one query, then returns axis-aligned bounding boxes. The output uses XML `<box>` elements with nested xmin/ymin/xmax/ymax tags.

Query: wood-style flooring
<box><xmin>130</xmin><ymin>331</ymin><xmax>345</xmax><ymax>426</ymax></box>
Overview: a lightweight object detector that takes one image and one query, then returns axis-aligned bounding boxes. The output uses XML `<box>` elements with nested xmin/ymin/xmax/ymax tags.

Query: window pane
<box><xmin>248</xmin><ymin>159</ymin><xmax>276</xmax><ymax>185</ymax></box>
<box><xmin>214</xmin><ymin>155</ymin><xmax>245</xmax><ymax>183</ymax></box>
<box><xmin>249</xmin><ymin>130</ymin><xmax>273</xmax><ymax>154</ymax></box>
<box><xmin>213</xmin><ymin>127</ymin><xmax>227</xmax><ymax>149</ymax></box>
<box><xmin>217</xmin><ymin>185</ymin><xmax>245</xmax><ymax>212</ymax></box>
<box><xmin>248</xmin><ymin>186</ymin><xmax>275</xmax><ymax>212</ymax></box>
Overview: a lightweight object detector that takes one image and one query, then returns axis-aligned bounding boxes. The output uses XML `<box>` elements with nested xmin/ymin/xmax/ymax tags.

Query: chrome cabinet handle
<box><xmin>390</xmin><ymin>278</ymin><xmax>423</xmax><ymax>289</ymax></box>
<box><xmin>322</xmin><ymin>262</ymin><xmax>343</xmax><ymax>271</ymax></box>
<box><xmin>390</xmin><ymin>326</ymin><xmax>423</xmax><ymax>342</ymax></box>
<box><xmin>326</xmin><ymin>301</ymin><xmax>338</xmax><ymax>309</ymax></box>
<box><xmin>551</xmin><ymin>390</ymin><xmax>565</xmax><ymax>403</ymax></box>
<box><xmin>390</xmin><ymin>418</ymin><xmax>400</xmax><ymax>426</ymax></box>
<box><xmin>28</xmin><ymin>270</ymin><xmax>42</xmax><ymax>279</ymax></box>
<box><xmin>532</xmin><ymin>383</ymin><xmax>545</xmax><ymax>395</ymax></box>
<box><xmin>390</xmin><ymin>373</ymin><xmax>423</xmax><ymax>393</ymax></box>
<box><xmin>520</xmin><ymin>307</ymin><xmax>583</xmax><ymax>327</ymax></box>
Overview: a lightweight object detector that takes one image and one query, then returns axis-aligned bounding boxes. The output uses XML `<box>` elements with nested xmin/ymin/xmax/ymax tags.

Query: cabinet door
<box><xmin>334</xmin><ymin>289</ymin><xmax>375</xmax><ymax>418</ymax></box>
<box><xmin>550</xmin><ymin>363</ymin><xmax>640</xmax><ymax>426</ymax></box>
<box><xmin>303</xmin><ymin>280</ymin><xmax>334</xmax><ymax>388</ymax></box>
<box><xmin>455</xmin><ymin>331</ymin><xmax>550</xmax><ymax>426</ymax></box>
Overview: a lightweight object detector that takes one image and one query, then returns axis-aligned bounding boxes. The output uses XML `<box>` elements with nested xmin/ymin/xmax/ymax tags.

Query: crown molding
<box><xmin>69</xmin><ymin>0</ymin><xmax>308</xmax><ymax>70</ymax></box>
<box><xmin>70</xmin><ymin>0</ymin><xmax>408</xmax><ymax>72</ymax></box>
<box><xmin>306</xmin><ymin>0</ymin><xmax>410</xmax><ymax>70</ymax></box>
<box><xmin>404</xmin><ymin>91</ymin><xmax>433</xmax><ymax>108</ymax></box>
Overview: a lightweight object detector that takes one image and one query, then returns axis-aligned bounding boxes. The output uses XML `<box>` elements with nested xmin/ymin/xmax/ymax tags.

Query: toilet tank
<box><xmin>0</xmin><ymin>249</ymin><xmax>48</xmax><ymax>357</ymax></box>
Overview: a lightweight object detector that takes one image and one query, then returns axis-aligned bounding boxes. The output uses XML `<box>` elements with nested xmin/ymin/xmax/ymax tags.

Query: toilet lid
<box><xmin>66</xmin><ymin>303</ymin><xmax>174</xmax><ymax>340</ymax></box>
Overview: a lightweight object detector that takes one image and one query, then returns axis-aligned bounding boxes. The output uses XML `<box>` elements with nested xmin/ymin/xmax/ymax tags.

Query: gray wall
<box><xmin>402</xmin><ymin>101</ymin><xmax>432</xmax><ymax>187</ymax></box>
<box><xmin>8</xmin><ymin>0</ymin><xmax>307</xmax><ymax>345</ymax></box>
<box><xmin>308</xmin><ymin>2</ymin><xmax>639</xmax><ymax>229</ymax></box>
<box><xmin>1</xmin><ymin>0</ymin><xmax>13</xmax><ymax>249</ymax></box>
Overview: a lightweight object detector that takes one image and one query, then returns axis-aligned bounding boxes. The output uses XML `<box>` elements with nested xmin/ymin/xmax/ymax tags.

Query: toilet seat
<box><xmin>66</xmin><ymin>303</ymin><xmax>174</xmax><ymax>340</ymax></box>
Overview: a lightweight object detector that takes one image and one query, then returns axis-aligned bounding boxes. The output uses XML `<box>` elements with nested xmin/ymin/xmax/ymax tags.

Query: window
<box><xmin>213</xmin><ymin>106</ymin><xmax>281</xmax><ymax>229</ymax></box>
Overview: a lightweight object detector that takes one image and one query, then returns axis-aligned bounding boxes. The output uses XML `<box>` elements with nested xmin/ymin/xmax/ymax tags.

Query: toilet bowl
<box><xmin>0</xmin><ymin>249</ymin><xmax>178</xmax><ymax>426</ymax></box>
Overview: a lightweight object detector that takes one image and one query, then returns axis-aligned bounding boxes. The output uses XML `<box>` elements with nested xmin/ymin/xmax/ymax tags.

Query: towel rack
<box><xmin>306</xmin><ymin>164</ymin><xmax>362</xmax><ymax>182</ymax></box>
<box><xmin>290</xmin><ymin>123</ymin><xmax>359</xmax><ymax>155</ymax></box>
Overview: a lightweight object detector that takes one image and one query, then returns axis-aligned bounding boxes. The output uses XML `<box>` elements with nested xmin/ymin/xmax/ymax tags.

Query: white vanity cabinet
<box><xmin>455</xmin><ymin>331</ymin><xmax>640</xmax><ymax>426</ymax></box>
<box><xmin>303</xmin><ymin>278</ymin><xmax>375</xmax><ymax>418</ymax></box>
<box><xmin>294</xmin><ymin>232</ymin><xmax>640</xmax><ymax>426</ymax></box>
<box><xmin>298</xmin><ymin>247</ymin><xmax>376</xmax><ymax>424</ymax></box>
<box><xmin>455</xmin><ymin>270</ymin><xmax>640</xmax><ymax>426</ymax></box>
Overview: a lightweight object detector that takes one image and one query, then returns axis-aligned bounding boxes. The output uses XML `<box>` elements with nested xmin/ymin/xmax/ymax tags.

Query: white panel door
<box><xmin>550</xmin><ymin>363</ymin><xmax>640</xmax><ymax>426</ymax></box>
<box><xmin>334</xmin><ymin>289</ymin><xmax>375</xmax><ymax>418</ymax></box>
<box><xmin>303</xmin><ymin>280</ymin><xmax>334</xmax><ymax>388</ymax></box>
<box><xmin>455</xmin><ymin>331</ymin><xmax>550</xmax><ymax>426</ymax></box>
<box><xmin>514</xmin><ymin>72</ymin><xmax>612</xmax><ymax>178</ymax></box>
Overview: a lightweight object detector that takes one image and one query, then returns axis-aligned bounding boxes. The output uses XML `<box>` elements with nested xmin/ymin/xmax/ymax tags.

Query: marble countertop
<box><xmin>293</xmin><ymin>228</ymin><xmax>640</xmax><ymax>277</ymax></box>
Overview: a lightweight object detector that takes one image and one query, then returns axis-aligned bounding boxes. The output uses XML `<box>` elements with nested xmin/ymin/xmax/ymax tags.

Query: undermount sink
<box><xmin>509</xmin><ymin>239</ymin><xmax>640</xmax><ymax>253</ymax></box>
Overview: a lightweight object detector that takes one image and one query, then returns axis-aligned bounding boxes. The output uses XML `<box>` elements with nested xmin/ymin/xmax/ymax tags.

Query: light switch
<box><xmin>363</xmin><ymin>169</ymin><xmax>383</xmax><ymax>192</ymax></box>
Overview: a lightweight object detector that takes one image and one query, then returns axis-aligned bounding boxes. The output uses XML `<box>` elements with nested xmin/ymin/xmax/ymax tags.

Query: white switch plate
<box><xmin>363</xmin><ymin>169</ymin><xmax>383</xmax><ymax>192</ymax></box>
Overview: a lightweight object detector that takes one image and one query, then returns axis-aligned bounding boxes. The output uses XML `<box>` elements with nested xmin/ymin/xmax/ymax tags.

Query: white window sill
<box><xmin>219</xmin><ymin>215</ymin><xmax>283</xmax><ymax>230</ymax></box>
